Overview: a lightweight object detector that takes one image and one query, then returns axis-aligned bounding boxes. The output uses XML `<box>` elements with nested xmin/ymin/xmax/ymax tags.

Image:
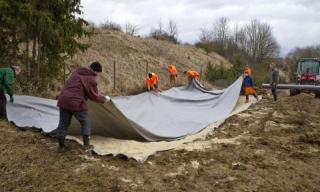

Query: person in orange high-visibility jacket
<box><xmin>167</xmin><ymin>64</ymin><xmax>178</xmax><ymax>82</ymax></box>
<box><xmin>146</xmin><ymin>72</ymin><xmax>160</xmax><ymax>92</ymax></box>
<box><xmin>184</xmin><ymin>70</ymin><xmax>200</xmax><ymax>85</ymax></box>
<box><xmin>184</xmin><ymin>70</ymin><xmax>200</xmax><ymax>80</ymax></box>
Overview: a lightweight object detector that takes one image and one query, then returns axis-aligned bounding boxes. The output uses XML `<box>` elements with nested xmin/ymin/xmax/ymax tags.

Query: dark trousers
<box><xmin>0</xmin><ymin>90</ymin><xmax>7</xmax><ymax>120</ymax></box>
<box><xmin>271</xmin><ymin>83</ymin><xmax>277</xmax><ymax>101</ymax></box>
<box><xmin>56</xmin><ymin>108</ymin><xmax>90</xmax><ymax>139</ymax></box>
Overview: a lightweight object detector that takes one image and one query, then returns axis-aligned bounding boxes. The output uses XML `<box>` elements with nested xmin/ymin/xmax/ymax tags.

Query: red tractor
<box><xmin>290</xmin><ymin>58</ymin><xmax>320</xmax><ymax>97</ymax></box>
<box><xmin>263</xmin><ymin>58</ymin><xmax>320</xmax><ymax>98</ymax></box>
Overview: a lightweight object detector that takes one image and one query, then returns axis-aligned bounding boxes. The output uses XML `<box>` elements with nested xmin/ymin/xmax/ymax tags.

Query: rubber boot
<box><xmin>83</xmin><ymin>135</ymin><xmax>94</xmax><ymax>151</ymax></box>
<box><xmin>57</xmin><ymin>138</ymin><xmax>65</xmax><ymax>153</ymax></box>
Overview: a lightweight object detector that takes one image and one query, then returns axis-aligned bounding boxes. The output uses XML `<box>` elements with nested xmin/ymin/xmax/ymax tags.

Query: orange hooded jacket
<box><xmin>167</xmin><ymin>64</ymin><xmax>177</xmax><ymax>81</ymax></box>
<box><xmin>185</xmin><ymin>70</ymin><xmax>200</xmax><ymax>79</ymax></box>
<box><xmin>167</xmin><ymin>64</ymin><xmax>177</xmax><ymax>75</ymax></box>
<box><xmin>146</xmin><ymin>73</ymin><xmax>159</xmax><ymax>91</ymax></box>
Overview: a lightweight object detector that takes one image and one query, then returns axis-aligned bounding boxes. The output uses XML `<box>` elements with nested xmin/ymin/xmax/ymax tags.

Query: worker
<box><xmin>167</xmin><ymin>64</ymin><xmax>178</xmax><ymax>83</ymax></box>
<box><xmin>146</xmin><ymin>72</ymin><xmax>160</xmax><ymax>92</ymax></box>
<box><xmin>242</xmin><ymin>71</ymin><xmax>258</xmax><ymax>103</ymax></box>
<box><xmin>240</xmin><ymin>64</ymin><xmax>252</xmax><ymax>95</ymax></box>
<box><xmin>184</xmin><ymin>70</ymin><xmax>200</xmax><ymax>80</ymax></box>
<box><xmin>184</xmin><ymin>70</ymin><xmax>200</xmax><ymax>84</ymax></box>
<box><xmin>0</xmin><ymin>65</ymin><xmax>21</xmax><ymax>120</ymax></box>
<box><xmin>270</xmin><ymin>64</ymin><xmax>279</xmax><ymax>101</ymax></box>
<box><xmin>56</xmin><ymin>61</ymin><xmax>108</xmax><ymax>153</ymax></box>
<box><xmin>243</xmin><ymin>64</ymin><xmax>252</xmax><ymax>76</ymax></box>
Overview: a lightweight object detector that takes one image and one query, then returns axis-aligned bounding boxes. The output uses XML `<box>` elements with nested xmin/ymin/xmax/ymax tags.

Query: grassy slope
<box><xmin>65</xmin><ymin>29</ymin><xmax>231</xmax><ymax>96</ymax></box>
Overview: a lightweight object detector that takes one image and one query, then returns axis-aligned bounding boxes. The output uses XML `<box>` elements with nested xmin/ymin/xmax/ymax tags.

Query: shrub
<box><xmin>149</xmin><ymin>29</ymin><xmax>178</xmax><ymax>44</ymax></box>
<box><xmin>100</xmin><ymin>20</ymin><xmax>122</xmax><ymax>32</ymax></box>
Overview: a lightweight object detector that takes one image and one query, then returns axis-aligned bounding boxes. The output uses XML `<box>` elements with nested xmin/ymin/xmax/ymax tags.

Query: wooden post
<box><xmin>138</xmin><ymin>61</ymin><xmax>142</xmax><ymax>81</ymax></box>
<box><xmin>113</xmin><ymin>60</ymin><xmax>116</xmax><ymax>90</ymax></box>
<box><xmin>146</xmin><ymin>62</ymin><xmax>149</xmax><ymax>77</ymax></box>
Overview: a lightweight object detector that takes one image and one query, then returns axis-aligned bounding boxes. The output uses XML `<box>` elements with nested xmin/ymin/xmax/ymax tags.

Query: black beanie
<box><xmin>90</xmin><ymin>61</ymin><xmax>102</xmax><ymax>72</ymax></box>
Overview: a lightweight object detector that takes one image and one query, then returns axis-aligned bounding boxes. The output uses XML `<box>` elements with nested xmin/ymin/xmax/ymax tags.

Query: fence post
<box><xmin>146</xmin><ymin>62</ymin><xmax>149</xmax><ymax>77</ymax></box>
<box><xmin>113</xmin><ymin>60</ymin><xmax>116</xmax><ymax>91</ymax></box>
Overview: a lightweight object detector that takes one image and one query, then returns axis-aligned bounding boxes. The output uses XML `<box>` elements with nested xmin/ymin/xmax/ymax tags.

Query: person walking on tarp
<box><xmin>56</xmin><ymin>62</ymin><xmax>107</xmax><ymax>153</ymax></box>
<box><xmin>242</xmin><ymin>71</ymin><xmax>258</xmax><ymax>103</ymax></box>
<box><xmin>270</xmin><ymin>63</ymin><xmax>279</xmax><ymax>101</ymax></box>
<box><xmin>241</xmin><ymin>64</ymin><xmax>252</xmax><ymax>95</ymax></box>
<box><xmin>184</xmin><ymin>70</ymin><xmax>200</xmax><ymax>84</ymax></box>
<box><xmin>167</xmin><ymin>64</ymin><xmax>178</xmax><ymax>83</ymax></box>
<box><xmin>146</xmin><ymin>72</ymin><xmax>160</xmax><ymax>92</ymax></box>
<box><xmin>0</xmin><ymin>65</ymin><xmax>21</xmax><ymax>120</ymax></box>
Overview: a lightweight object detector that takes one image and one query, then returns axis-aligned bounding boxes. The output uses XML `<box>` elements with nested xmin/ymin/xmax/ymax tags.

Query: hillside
<box><xmin>66</xmin><ymin>29</ymin><xmax>231</xmax><ymax>95</ymax></box>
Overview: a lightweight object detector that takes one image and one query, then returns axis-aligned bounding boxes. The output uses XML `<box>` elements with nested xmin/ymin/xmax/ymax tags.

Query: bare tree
<box><xmin>287</xmin><ymin>45</ymin><xmax>320</xmax><ymax>59</ymax></box>
<box><xmin>212</xmin><ymin>17</ymin><xmax>230</xmax><ymax>54</ymax></box>
<box><xmin>196</xmin><ymin>18</ymin><xmax>279</xmax><ymax>66</ymax></box>
<box><xmin>158</xmin><ymin>20</ymin><xmax>164</xmax><ymax>34</ymax></box>
<box><xmin>125</xmin><ymin>22</ymin><xmax>140</xmax><ymax>36</ymax></box>
<box><xmin>195</xmin><ymin>28</ymin><xmax>215</xmax><ymax>54</ymax></box>
<box><xmin>167</xmin><ymin>20</ymin><xmax>178</xmax><ymax>40</ymax></box>
<box><xmin>199</xmin><ymin>28</ymin><xmax>213</xmax><ymax>42</ymax></box>
<box><xmin>234</xmin><ymin>27</ymin><xmax>247</xmax><ymax>52</ymax></box>
<box><xmin>243</xmin><ymin>19</ymin><xmax>279</xmax><ymax>65</ymax></box>
<box><xmin>149</xmin><ymin>20</ymin><xmax>178</xmax><ymax>43</ymax></box>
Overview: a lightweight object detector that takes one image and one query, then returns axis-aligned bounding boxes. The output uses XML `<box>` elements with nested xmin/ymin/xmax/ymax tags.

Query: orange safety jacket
<box><xmin>167</xmin><ymin>64</ymin><xmax>177</xmax><ymax>75</ymax></box>
<box><xmin>185</xmin><ymin>70</ymin><xmax>200</xmax><ymax>79</ymax></box>
<box><xmin>146</xmin><ymin>73</ymin><xmax>159</xmax><ymax>91</ymax></box>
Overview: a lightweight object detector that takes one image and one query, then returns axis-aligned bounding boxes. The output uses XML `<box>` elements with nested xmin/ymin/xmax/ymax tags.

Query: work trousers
<box><xmin>56</xmin><ymin>108</ymin><xmax>90</xmax><ymax>139</ymax></box>
<box><xmin>271</xmin><ymin>83</ymin><xmax>277</xmax><ymax>101</ymax></box>
<box><xmin>0</xmin><ymin>90</ymin><xmax>7</xmax><ymax>120</ymax></box>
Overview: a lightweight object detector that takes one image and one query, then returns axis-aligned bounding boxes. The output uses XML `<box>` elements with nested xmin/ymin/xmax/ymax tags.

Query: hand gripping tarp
<box><xmin>7</xmin><ymin>77</ymin><xmax>242</xmax><ymax>141</ymax></box>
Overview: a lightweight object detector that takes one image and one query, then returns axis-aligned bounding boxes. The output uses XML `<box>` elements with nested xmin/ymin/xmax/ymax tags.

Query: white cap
<box><xmin>12</xmin><ymin>65</ymin><xmax>21</xmax><ymax>75</ymax></box>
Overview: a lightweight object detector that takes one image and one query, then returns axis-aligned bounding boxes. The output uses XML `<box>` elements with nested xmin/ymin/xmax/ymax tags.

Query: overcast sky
<box><xmin>81</xmin><ymin>0</ymin><xmax>320</xmax><ymax>56</ymax></box>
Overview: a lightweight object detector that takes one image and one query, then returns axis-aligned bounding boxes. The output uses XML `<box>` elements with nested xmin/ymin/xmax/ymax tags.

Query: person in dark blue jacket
<box><xmin>242</xmin><ymin>71</ymin><xmax>258</xmax><ymax>103</ymax></box>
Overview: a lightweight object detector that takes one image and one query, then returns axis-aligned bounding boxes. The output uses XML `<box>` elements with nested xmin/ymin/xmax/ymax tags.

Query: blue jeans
<box><xmin>56</xmin><ymin>108</ymin><xmax>90</xmax><ymax>139</ymax></box>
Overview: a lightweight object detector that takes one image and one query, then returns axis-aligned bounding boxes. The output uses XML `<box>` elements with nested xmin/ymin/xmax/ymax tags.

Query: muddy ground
<box><xmin>0</xmin><ymin>93</ymin><xmax>319</xmax><ymax>192</ymax></box>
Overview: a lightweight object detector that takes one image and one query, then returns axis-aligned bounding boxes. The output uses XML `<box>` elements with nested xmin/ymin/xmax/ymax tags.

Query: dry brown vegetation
<box><xmin>65</xmin><ymin>29</ymin><xmax>231</xmax><ymax>96</ymax></box>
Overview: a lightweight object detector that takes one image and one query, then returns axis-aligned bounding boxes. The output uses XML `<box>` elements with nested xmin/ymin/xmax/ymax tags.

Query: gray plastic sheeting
<box><xmin>7</xmin><ymin>77</ymin><xmax>242</xmax><ymax>141</ymax></box>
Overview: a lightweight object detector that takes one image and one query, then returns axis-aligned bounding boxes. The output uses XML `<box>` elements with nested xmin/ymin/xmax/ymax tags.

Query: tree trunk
<box><xmin>25</xmin><ymin>41</ymin><xmax>30</xmax><ymax>77</ymax></box>
<box><xmin>37</xmin><ymin>33</ymin><xmax>41</xmax><ymax>79</ymax></box>
<box><xmin>32</xmin><ymin>37</ymin><xmax>37</xmax><ymax>77</ymax></box>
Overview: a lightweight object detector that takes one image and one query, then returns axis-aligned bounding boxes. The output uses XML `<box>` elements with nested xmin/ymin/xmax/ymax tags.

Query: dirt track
<box><xmin>0</xmin><ymin>93</ymin><xmax>319</xmax><ymax>192</ymax></box>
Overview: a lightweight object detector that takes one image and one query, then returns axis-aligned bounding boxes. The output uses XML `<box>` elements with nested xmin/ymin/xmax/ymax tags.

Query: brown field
<box><xmin>1</xmin><ymin>93</ymin><xmax>319</xmax><ymax>192</ymax></box>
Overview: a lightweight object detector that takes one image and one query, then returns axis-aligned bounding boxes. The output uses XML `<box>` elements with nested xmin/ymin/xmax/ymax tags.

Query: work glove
<box><xmin>9</xmin><ymin>95</ymin><xmax>14</xmax><ymax>103</ymax></box>
<box><xmin>105</xmin><ymin>96</ymin><xmax>111</xmax><ymax>102</ymax></box>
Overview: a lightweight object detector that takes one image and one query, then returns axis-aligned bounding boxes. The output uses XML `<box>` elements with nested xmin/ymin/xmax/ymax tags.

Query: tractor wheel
<box><xmin>290</xmin><ymin>89</ymin><xmax>300</xmax><ymax>96</ymax></box>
